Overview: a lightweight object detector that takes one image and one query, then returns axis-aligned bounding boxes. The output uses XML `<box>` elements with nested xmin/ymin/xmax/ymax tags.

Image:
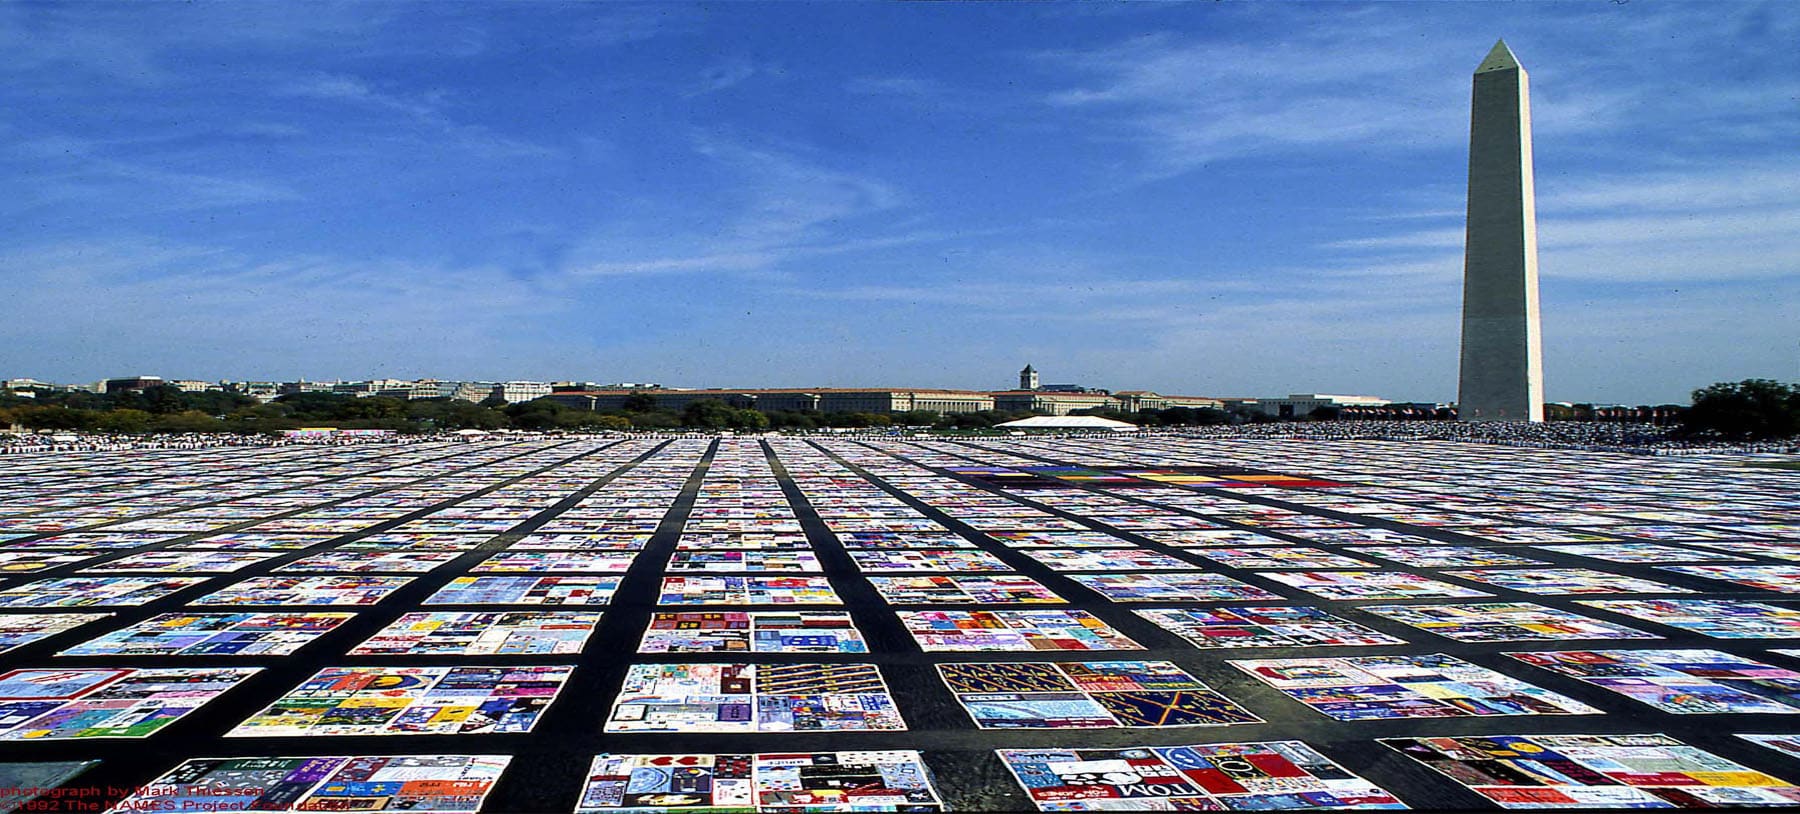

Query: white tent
<box><xmin>994</xmin><ymin>415</ymin><xmax>1138</xmax><ymax>431</ymax></box>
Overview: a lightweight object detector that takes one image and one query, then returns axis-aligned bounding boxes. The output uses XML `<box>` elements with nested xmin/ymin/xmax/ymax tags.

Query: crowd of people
<box><xmin>1164</xmin><ymin>420</ymin><xmax>1800</xmax><ymax>455</ymax></box>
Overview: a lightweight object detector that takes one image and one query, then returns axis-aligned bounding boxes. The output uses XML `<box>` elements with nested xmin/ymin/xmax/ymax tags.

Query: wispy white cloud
<box><xmin>568</xmin><ymin>137</ymin><xmax>919</xmax><ymax>277</ymax></box>
<box><xmin>1039</xmin><ymin>7</ymin><xmax>1799</xmax><ymax>181</ymax></box>
<box><xmin>570</xmin><ymin>5</ymin><xmax>697</xmax><ymax>48</ymax></box>
<box><xmin>281</xmin><ymin>73</ymin><xmax>444</xmax><ymax>119</ymax></box>
<box><xmin>1325</xmin><ymin>158</ymin><xmax>1800</xmax><ymax>282</ymax></box>
<box><xmin>274</xmin><ymin>72</ymin><xmax>552</xmax><ymax>159</ymax></box>
<box><xmin>1040</xmin><ymin>27</ymin><xmax>1463</xmax><ymax>177</ymax></box>
<box><xmin>0</xmin><ymin>239</ymin><xmax>591</xmax><ymax>381</ymax></box>
<box><xmin>686</xmin><ymin>59</ymin><xmax>762</xmax><ymax>97</ymax></box>
<box><xmin>4</xmin><ymin>136</ymin><xmax>302</xmax><ymax>217</ymax></box>
<box><xmin>0</xmin><ymin>3</ymin><xmax>396</xmax><ymax>85</ymax></box>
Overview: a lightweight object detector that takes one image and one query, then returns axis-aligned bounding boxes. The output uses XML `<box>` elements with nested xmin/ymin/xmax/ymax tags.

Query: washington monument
<box><xmin>1458</xmin><ymin>39</ymin><xmax>1545</xmax><ymax>422</ymax></box>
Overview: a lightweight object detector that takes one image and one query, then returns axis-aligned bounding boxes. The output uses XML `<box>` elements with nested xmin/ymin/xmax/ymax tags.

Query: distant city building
<box><xmin>405</xmin><ymin>380</ymin><xmax>451</xmax><ymax>400</ymax></box>
<box><xmin>491</xmin><ymin>381</ymin><xmax>552</xmax><ymax>403</ymax></box>
<box><xmin>278</xmin><ymin>380</ymin><xmax>339</xmax><ymax>396</ymax></box>
<box><xmin>448</xmin><ymin>382</ymin><xmax>495</xmax><ymax>402</ymax></box>
<box><xmin>102</xmin><ymin>376</ymin><xmax>163</xmax><ymax>394</ymax></box>
<box><xmin>230</xmin><ymin>381</ymin><xmax>282</xmax><ymax>402</ymax></box>
<box><xmin>1013</xmin><ymin>365</ymin><xmax>1101</xmax><ymax>395</ymax></box>
<box><xmin>1111</xmin><ymin>391</ymin><xmax>1225</xmax><ymax>412</ymax></box>
<box><xmin>548</xmin><ymin>388</ymin><xmax>995</xmax><ymax>415</ymax></box>
<box><xmin>991</xmin><ymin>390</ymin><xmax>1116</xmax><ymax>416</ymax></box>
<box><xmin>168</xmin><ymin>380</ymin><xmax>217</xmax><ymax>393</ymax></box>
<box><xmin>331</xmin><ymin>379</ymin><xmax>414</xmax><ymax>399</ymax></box>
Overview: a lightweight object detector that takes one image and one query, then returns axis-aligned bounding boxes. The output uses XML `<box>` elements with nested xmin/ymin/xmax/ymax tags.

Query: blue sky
<box><xmin>2</xmin><ymin>2</ymin><xmax>1794</xmax><ymax>404</ymax></box>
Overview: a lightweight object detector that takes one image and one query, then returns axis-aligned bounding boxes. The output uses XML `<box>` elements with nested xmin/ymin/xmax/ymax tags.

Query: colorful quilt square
<box><xmin>638</xmin><ymin>612</ymin><xmax>868</xmax><ymax>654</ymax></box>
<box><xmin>605</xmin><ymin>663</ymin><xmax>905</xmax><ymax>733</ymax></box>
<box><xmin>0</xmin><ymin>576</ymin><xmax>206</xmax><ymax>608</ymax></box>
<box><xmin>832</xmin><ymin>532</ymin><xmax>973</xmax><ymax>549</ymax></box>
<box><xmin>1507</xmin><ymin>649</ymin><xmax>1800</xmax><ymax>714</ymax></box>
<box><xmin>867</xmin><ymin>575</ymin><xmax>1064</xmax><ymax>604</ymax></box>
<box><xmin>472</xmin><ymin>551</ymin><xmax>638</xmax><ymax>573</ymax></box>
<box><xmin>849</xmin><ymin>549</ymin><xmax>1013</xmax><ymax>572</ymax></box>
<box><xmin>1231</xmin><ymin>654</ymin><xmax>1599</xmax><ymax>720</ymax></box>
<box><xmin>117</xmin><ymin>755</ymin><xmax>511</xmax><ymax>813</ymax></box>
<box><xmin>425</xmin><ymin>576</ymin><xmax>620</xmax><ymax>606</ymax></box>
<box><xmin>278</xmin><ymin>551</ymin><xmax>459</xmax><ymax>573</ymax></box>
<box><xmin>194</xmin><ymin>576</ymin><xmax>414</xmax><ymax>606</ymax></box>
<box><xmin>0</xmin><ymin>667</ymin><xmax>258</xmax><ymax>739</ymax></box>
<box><xmin>0</xmin><ymin>552</ymin><xmax>103</xmax><ymax>573</ymax></box>
<box><xmin>1577</xmin><ymin>599</ymin><xmax>1800</xmax><ymax>638</ymax></box>
<box><xmin>1383</xmin><ymin>733</ymin><xmax>1800</xmax><ymax>808</ymax></box>
<box><xmin>998</xmin><ymin>742</ymin><xmax>1404</xmax><ymax>810</ymax></box>
<box><xmin>1658</xmin><ymin>565</ymin><xmax>1800</xmax><ymax>593</ymax></box>
<box><xmin>1532</xmin><ymin>543</ymin><xmax>1746</xmax><ymax>563</ymax></box>
<box><xmin>668</xmin><ymin>550</ymin><xmax>822</xmax><ymax>572</ymax></box>
<box><xmin>1344</xmin><ymin>547</ymin><xmax>1543</xmax><ymax>568</ymax></box>
<box><xmin>1362</xmin><ymin>603</ymin><xmax>1658</xmax><ymax>642</ymax></box>
<box><xmin>0</xmin><ymin>614</ymin><xmax>110</xmax><ymax>654</ymax></box>
<box><xmin>939</xmin><ymin>661</ymin><xmax>1259</xmax><ymax>729</ymax></box>
<box><xmin>576</xmin><ymin>751</ymin><xmax>942</xmax><ymax>812</ymax></box>
<box><xmin>1067</xmin><ymin>572</ymin><xmax>1284</xmax><ymax>603</ymax></box>
<box><xmin>229</xmin><ymin>665</ymin><xmax>570</xmax><ymax>736</ymax></box>
<box><xmin>898</xmin><ymin>610</ymin><xmax>1143</xmax><ymax>652</ymax></box>
<box><xmin>351</xmin><ymin>611</ymin><xmax>600</xmax><ymax>655</ymax></box>
<box><xmin>1257</xmin><ymin>571</ymin><xmax>1493</xmax><ymax>601</ymax></box>
<box><xmin>1136</xmin><ymin>606</ymin><xmax>1403</xmax><ymax>648</ymax></box>
<box><xmin>61</xmin><ymin>612</ymin><xmax>353</xmax><ymax>656</ymax></box>
<box><xmin>1443</xmin><ymin>568</ymin><xmax>1694</xmax><ymax>595</ymax></box>
<box><xmin>1196</xmin><ymin>548</ymin><xmax>1378</xmax><ymax>570</ymax></box>
<box><xmin>82</xmin><ymin>550</ymin><xmax>284</xmax><ymax>573</ymax></box>
<box><xmin>987</xmin><ymin>531</ymin><xmax>1135</xmax><ymax>548</ymax></box>
<box><xmin>658</xmin><ymin>576</ymin><xmax>842</xmax><ymax>605</ymax></box>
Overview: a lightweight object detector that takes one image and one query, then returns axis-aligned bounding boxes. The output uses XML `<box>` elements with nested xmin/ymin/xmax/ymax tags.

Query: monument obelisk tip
<box><xmin>1458</xmin><ymin>38</ymin><xmax>1545</xmax><ymax>422</ymax></box>
<box><xmin>1476</xmin><ymin>39</ymin><xmax>1522</xmax><ymax>73</ymax></box>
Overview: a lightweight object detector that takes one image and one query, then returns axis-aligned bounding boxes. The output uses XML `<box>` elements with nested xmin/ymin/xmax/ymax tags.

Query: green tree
<box><xmin>341</xmin><ymin>396</ymin><xmax>408</xmax><ymax>421</ymax></box>
<box><xmin>589</xmin><ymin>414</ymin><xmax>633</xmax><ymax>431</ymax></box>
<box><xmin>150</xmin><ymin>410</ymin><xmax>223</xmax><ymax>433</ymax></box>
<box><xmin>136</xmin><ymin>384</ymin><xmax>189</xmax><ymax>414</ymax></box>
<box><xmin>15</xmin><ymin>406</ymin><xmax>96</xmax><ymax>430</ymax></box>
<box><xmin>1682</xmin><ymin>379</ymin><xmax>1800</xmax><ymax>440</ymax></box>
<box><xmin>730</xmin><ymin>409</ymin><xmax>771</xmax><ymax>431</ymax></box>
<box><xmin>629</xmin><ymin>410</ymin><xmax>681</xmax><ymax>430</ymax></box>
<box><xmin>273</xmin><ymin>392</ymin><xmax>357</xmax><ymax>420</ymax></box>
<box><xmin>622</xmin><ymin>393</ymin><xmax>659</xmax><ymax>413</ymax></box>
<box><xmin>1192</xmin><ymin>407</ymin><xmax>1229</xmax><ymax>425</ymax></box>
<box><xmin>892</xmin><ymin>410</ymin><xmax>940</xmax><ymax>427</ymax></box>
<box><xmin>681</xmin><ymin>399</ymin><xmax>737</xmax><ymax>429</ymax></box>
<box><xmin>504</xmin><ymin>398</ymin><xmax>568</xmax><ymax>430</ymax></box>
<box><xmin>95</xmin><ymin>409</ymin><xmax>153</xmax><ymax>434</ymax></box>
<box><xmin>766</xmin><ymin>411</ymin><xmax>817</xmax><ymax>430</ymax></box>
<box><xmin>183</xmin><ymin>389</ymin><xmax>258</xmax><ymax>416</ymax></box>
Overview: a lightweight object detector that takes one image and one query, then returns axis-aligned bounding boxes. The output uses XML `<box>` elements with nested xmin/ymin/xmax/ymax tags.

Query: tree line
<box><xmin>3</xmin><ymin>380</ymin><xmax>1795</xmax><ymax>440</ymax></box>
